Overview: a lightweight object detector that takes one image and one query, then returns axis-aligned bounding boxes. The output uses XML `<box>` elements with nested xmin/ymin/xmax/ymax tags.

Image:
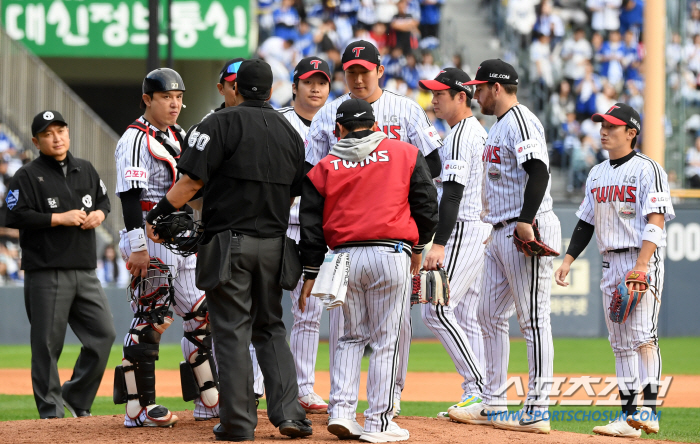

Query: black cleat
<box><xmin>279</xmin><ymin>419</ymin><xmax>313</xmax><ymax>438</ymax></box>
<box><xmin>213</xmin><ymin>423</ymin><xmax>254</xmax><ymax>442</ymax></box>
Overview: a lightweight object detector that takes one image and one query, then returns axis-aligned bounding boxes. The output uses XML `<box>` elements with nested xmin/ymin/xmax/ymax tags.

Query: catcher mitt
<box><xmin>152</xmin><ymin>211</ymin><xmax>203</xmax><ymax>257</ymax></box>
<box><xmin>513</xmin><ymin>222</ymin><xmax>560</xmax><ymax>257</ymax></box>
<box><xmin>609</xmin><ymin>270</ymin><xmax>659</xmax><ymax>324</ymax></box>
<box><xmin>411</xmin><ymin>268</ymin><xmax>450</xmax><ymax>306</ymax></box>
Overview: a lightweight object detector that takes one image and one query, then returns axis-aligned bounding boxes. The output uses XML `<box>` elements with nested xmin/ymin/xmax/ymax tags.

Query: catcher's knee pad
<box><xmin>180</xmin><ymin>296</ymin><xmax>219</xmax><ymax>407</ymax></box>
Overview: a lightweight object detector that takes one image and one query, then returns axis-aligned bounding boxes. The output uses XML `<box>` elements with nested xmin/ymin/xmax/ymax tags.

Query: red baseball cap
<box><xmin>342</xmin><ymin>40</ymin><xmax>381</xmax><ymax>70</ymax></box>
<box><xmin>294</xmin><ymin>57</ymin><xmax>332</xmax><ymax>82</ymax></box>
<box><xmin>592</xmin><ymin>103</ymin><xmax>641</xmax><ymax>133</ymax></box>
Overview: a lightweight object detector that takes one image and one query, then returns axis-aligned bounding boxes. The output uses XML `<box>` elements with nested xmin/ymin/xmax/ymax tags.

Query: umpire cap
<box><xmin>140</xmin><ymin>68</ymin><xmax>186</xmax><ymax>108</ymax></box>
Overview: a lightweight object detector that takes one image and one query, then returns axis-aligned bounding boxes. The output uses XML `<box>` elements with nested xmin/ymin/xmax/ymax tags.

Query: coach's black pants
<box><xmin>206</xmin><ymin>234</ymin><xmax>305</xmax><ymax>438</ymax></box>
<box><xmin>24</xmin><ymin>269</ymin><xmax>116</xmax><ymax>418</ymax></box>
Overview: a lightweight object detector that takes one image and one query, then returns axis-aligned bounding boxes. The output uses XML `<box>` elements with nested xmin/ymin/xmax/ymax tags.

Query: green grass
<box><xmin>1</xmin><ymin>396</ymin><xmax>698</xmax><ymax>442</ymax></box>
<box><xmin>1</xmin><ymin>337</ymin><xmax>699</xmax><ymax>375</ymax></box>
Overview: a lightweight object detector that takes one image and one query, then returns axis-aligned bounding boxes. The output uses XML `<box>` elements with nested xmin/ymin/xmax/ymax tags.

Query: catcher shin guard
<box><xmin>181</xmin><ymin>296</ymin><xmax>219</xmax><ymax>408</ymax></box>
<box><xmin>122</xmin><ymin>323</ymin><xmax>163</xmax><ymax>418</ymax></box>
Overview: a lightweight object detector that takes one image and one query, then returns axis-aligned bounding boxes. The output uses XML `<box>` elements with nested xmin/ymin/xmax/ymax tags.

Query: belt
<box><xmin>141</xmin><ymin>201</ymin><xmax>156</xmax><ymax>211</ymax></box>
<box><xmin>492</xmin><ymin>217</ymin><xmax>518</xmax><ymax>230</ymax></box>
<box><xmin>335</xmin><ymin>240</ymin><xmax>412</xmax><ymax>257</ymax></box>
<box><xmin>609</xmin><ymin>247</ymin><xmax>640</xmax><ymax>254</ymax></box>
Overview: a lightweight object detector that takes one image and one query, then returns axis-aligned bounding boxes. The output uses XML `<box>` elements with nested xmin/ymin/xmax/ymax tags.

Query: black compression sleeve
<box><xmin>119</xmin><ymin>188</ymin><xmax>144</xmax><ymax>231</ymax></box>
<box><xmin>519</xmin><ymin>159</ymin><xmax>549</xmax><ymax>223</ymax></box>
<box><xmin>566</xmin><ymin>219</ymin><xmax>595</xmax><ymax>259</ymax></box>
<box><xmin>424</xmin><ymin>149</ymin><xmax>442</xmax><ymax>178</ymax></box>
<box><xmin>433</xmin><ymin>181</ymin><xmax>464</xmax><ymax>246</ymax></box>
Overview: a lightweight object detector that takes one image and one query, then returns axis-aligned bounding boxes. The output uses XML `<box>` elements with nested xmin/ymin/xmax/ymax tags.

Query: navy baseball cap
<box><xmin>31</xmin><ymin>110</ymin><xmax>67</xmax><ymax>136</ymax></box>
<box><xmin>465</xmin><ymin>59</ymin><xmax>519</xmax><ymax>85</ymax></box>
<box><xmin>219</xmin><ymin>58</ymin><xmax>245</xmax><ymax>84</ymax></box>
<box><xmin>592</xmin><ymin>103</ymin><xmax>641</xmax><ymax>133</ymax></box>
<box><xmin>419</xmin><ymin>68</ymin><xmax>474</xmax><ymax>98</ymax></box>
<box><xmin>236</xmin><ymin>59</ymin><xmax>273</xmax><ymax>100</ymax></box>
<box><xmin>342</xmin><ymin>40</ymin><xmax>381</xmax><ymax>70</ymax></box>
<box><xmin>294</xmin><ymin>57</ymin><xmax>332</xmax><ymax>82</ymax></box>
<box><xmin>336</xmin><ymin>99</ymin><xmax>375</xmax><ymax>125</ymax></box>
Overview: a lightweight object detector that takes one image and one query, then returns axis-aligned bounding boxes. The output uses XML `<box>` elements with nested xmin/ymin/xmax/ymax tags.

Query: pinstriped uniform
<box><xmin>576</xmin><ymin>153</ymin><xmax>674</xmax><ymax>396</ymax></box>
<box><xmin>305</xmin><ymin>90</ymin><xmax>443</xmax><ymax>405</ymax></box>
<box><xmin>478</xmin><ymin>104</ymin><xmax>561</xmax><ymax>412</ymax></box>
<box><xmin>419</xmin><ymin>117</ymin><xmax>489</xmax><ymax>401</ymax></box>
<box><xmin>115</xmin><ymin>116</ymin><xmax>219</xmax><ymax>422</ymax></box>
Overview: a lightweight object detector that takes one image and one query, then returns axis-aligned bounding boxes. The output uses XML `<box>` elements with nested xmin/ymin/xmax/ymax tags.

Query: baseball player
<box><xmin>555</xmin><ymin>103</ymin><xmax>673</xmax><ymax>438</ymax></box>
<box><xmin>447</xmin><ymin>59</ymin><xmax>562</xmax><ymax>434</ymax></box>
<box><xmin>305</xmin><ymin>40</ymin><xmax>444</xmax><ymax>415</ymax></box>
<box><xmin>417</xmin><ymin>69</ymin><xmax>489</xmax><ymax>419</ymax></box>
<box><xmin>299</xmin><ymin>99</ymin><xmax>438</xmax><ymax>442</ymax></box>
<box><xmin>113</xmin><ymin>68</ymin><xmax>219</xmax><ymax>427</ymax></box>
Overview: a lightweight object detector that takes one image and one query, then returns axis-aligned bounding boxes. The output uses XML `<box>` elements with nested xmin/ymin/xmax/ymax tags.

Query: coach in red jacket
<box><xmin>298</xmin><ymin>99</ymin><xmax>437</xmax><ymax>442</ymax></box>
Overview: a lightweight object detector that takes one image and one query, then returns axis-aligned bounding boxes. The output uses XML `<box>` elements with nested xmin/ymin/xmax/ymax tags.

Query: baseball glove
<box><xmin>609</xmin><ymin>270</ymin><xmax>659</xmax><ymax>324</ymax></box>
<box><xmin>411</xmin><ymin>268</ymin><xmax>450</xmax><ymax>306</ymax></box>
<box><xmin>513</xmin><ymin>222</ymin><xmax>560</xmax><ymax>257</ymax></box>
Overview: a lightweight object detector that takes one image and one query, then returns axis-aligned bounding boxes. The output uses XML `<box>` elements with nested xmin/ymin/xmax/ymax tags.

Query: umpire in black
<box><xmin>145</xmin><ymin>59</ymin><xmax>310</xmax><ymax>441</ymax></box>
<box><xmin>5</xmin><ymin>111</ymin><xmax>116</xmax><ymax>418</ymax></box>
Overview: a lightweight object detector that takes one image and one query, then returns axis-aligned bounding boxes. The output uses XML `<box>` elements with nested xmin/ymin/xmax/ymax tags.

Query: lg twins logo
<box><xmin>607</xmin><ymin>105</ymin><xmax>620</xmax><ymax>114</ymax></box>
<box><xmin>518</xmin><ymin>146</ymin><xmax>523</xmax><ymax>153</ymax></box>
<box><xmin>310</xmin><ymin>60</ymin><xmax>322</xmax><ymax>69</ymax></box>
<box><xmin>352</xmin><ymin>47</ymin><xmax>365</xmax><ymax>57</ymax></box>
<box><xmin>82</xmin><ymin>194</ymin><xmax>93</xmax><ymax>208</ymax></box>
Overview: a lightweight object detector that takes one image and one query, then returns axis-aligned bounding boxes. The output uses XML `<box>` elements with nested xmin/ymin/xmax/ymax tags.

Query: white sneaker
<box><xmin>627</xmin><ymin>407</ymin><xmax>660</xmax><ymax>434</ymax></box>
<box><xmin>593</xmin><ymin>419</ymin><xmax>642</xmax><ymax>438</ymax></box>
<box><xmin>448</xmin><ymin>401</ymin><xmax>504</xmax><ymax>425</ymax></box>
<box><xmin>328</xmin><ymin>418</ymin><xmax>364</xmax><ymax>439</ymax></box>
<box><xmin>492</xmin><ymin>409</ymin><xmax>550</xmax><ymax>434</ymax></box>
<box><xmin>298</xmin><ymin>392</ymin><xmax>328</xmax><ymax>414</ymax></box>
<box><xmin>360</xmin><ymin>423</ymin><xmax>409</xmax><ymax>443</ymax></box>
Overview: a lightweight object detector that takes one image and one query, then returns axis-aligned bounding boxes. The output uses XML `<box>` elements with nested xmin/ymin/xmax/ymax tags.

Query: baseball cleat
<box><xmin>437</xmin><ymin>411</ymin><xmax>450</xmax><ymax>420</ymax></box>
<box><xmin>299</xmin><ymin>392</ymin><xmax>328</xmax><ymax>414</ymax></box>
<box><xmin>279</xmin><ymin>419</ymin><xmax>313</xmax><ymax>438</ymax></box>
<box><xmin>359</xmin><ymin>423</ymin><xmax>409</xmax><ymax>443</ymax></box>
<box><xmin>448</xmin><ymin>400</ymin><xmax>504</xmax><ymax>425</ymax></box>
<box><xmin>626</xmin><ymin>407</ymin><xmax>660</xmax><ymax>434</ymax></box>
<box><xmin>126</xmin><ymin>405</ymin><xmax>179</xmax><ymax>427</ymax></box>
<box><xmin>491</xmin><ymin>410</ymin><xmax>550</xmax><ymax>434</ymax></box>
<box><xmin>593</xmin><ymin>418</ymin><xmax>642</xmax><ymax>438</ymax></box>
<box><xmin>447</xmin><ymin>395</ymin><xmax>482</xmax><ymax>412</ymax></box>
<box><xmin>328</xmin><ymin>418</ymin><xmax>364</xmax><ymax>439</ymax></box>
<box><xmin>63</xmin><ymin>399</ymin><xmax>91</xmax><ymax>417</ymax></box>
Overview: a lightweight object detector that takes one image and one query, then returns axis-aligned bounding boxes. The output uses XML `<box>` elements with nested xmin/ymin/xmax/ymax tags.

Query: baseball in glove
<box><xmin>513</xmin><ymin>222</ymin><xmax>560</xmax><ymax>257</ymax></box>
<box><xmin>411</xmin><ymin>268</ymin><xmax>450</xmax><ymax>306</ymax></box>
<box><xmin>609</xmin><ymin>270</ymin><xmax>659</xmax><ymax>324</ymax></box>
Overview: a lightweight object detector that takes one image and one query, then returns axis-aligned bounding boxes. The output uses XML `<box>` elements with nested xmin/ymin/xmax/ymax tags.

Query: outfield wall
<box><xmin>1</xmin><ymin>205</ymin><xmax>698</xmax><ymax>344</ymax></box>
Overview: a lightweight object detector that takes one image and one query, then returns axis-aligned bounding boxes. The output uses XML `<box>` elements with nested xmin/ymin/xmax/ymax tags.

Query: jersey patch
<box><xmin>196</xmin><ymin>134</ymin><xmax>210</xmax><ymax>151</ymax></box>
<box><xmin>423</xmin><ymin>125</ymin><xmax>442</xmax><ymax>145</ymax></box>
<box><xmin>514</xmin><ymin>139</ymin><xmax>541</xmax><ymax>164</ymax></box>
<box><xmin>82</xmin><ymin>194</ymin><xmax>93</xmax><ymax>208</ymax></box>
<box><xmin>188</xmin><ymin>128</ymin><xmax>200</xmax><ymax>148</ymax></box>
<box><xmin>5</xmin><ymin>189</ymin><xmax>19</xmax><ymax>210</ymax></box>
<box><xmin>124</xmin><ymin>167</ymin><xmax>148</xmax><ymax>183</ymax></box>
<box><xmin>647</xmin><ymin>192</ymin><xmax>671</xmax><ymax>209</ymax></box>
<box><xmin>442</xmin><ymin>160</ymin><xmax>468</xmax><ymax>180</ymax></box>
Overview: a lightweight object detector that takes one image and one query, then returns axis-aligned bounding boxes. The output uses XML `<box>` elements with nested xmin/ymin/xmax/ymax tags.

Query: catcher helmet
<box><xmin>153</xmin><ymin>211</ymin><xmax>203</xmax><ymax>257</ymax></box>
<box><xmin>140</xmin><ymin>68</ymin><xmax>185</xmax><ymax>108</ymax></box>
<box><xmin>128</xmin><ymin>258</ymin><xmax>174</xmax><ymax>306</ymax></box>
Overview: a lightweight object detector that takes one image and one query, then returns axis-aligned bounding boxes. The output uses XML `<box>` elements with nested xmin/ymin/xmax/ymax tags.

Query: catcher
<box><xmin>555</xmin><ymin>103</ymin><xmax>674</xmax><ymax>438</ymax></box>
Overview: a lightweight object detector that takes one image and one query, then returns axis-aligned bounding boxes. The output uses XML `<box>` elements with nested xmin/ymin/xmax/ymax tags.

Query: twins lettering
<box><xmin>591</xmin><ymin>185</ymin><xmax>637</xmax><ymax>203</ymax></box>
<box><xmin>329</xmin><ymin>150</ymin><xmax>390</xmax><ymax>170</ymax></box>
<box><xmin>483</xmin><ymin>144</ymin><xmax>501</xmax><ymax>164</ymax></box>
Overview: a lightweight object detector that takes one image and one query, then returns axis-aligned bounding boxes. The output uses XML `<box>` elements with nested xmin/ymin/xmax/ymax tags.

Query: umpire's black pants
<box><xmin>24</xmin><ymin>269</ymin><xmax>116</xmax><ymax>418</ymax></box>
<box><xmin>207</xmin><ymin>234</ymin><xmax>305</xmax><ymax>438</ymax></box>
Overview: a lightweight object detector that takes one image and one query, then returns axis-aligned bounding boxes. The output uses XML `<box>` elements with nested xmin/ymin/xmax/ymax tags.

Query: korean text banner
<box><xmin>2</xmin><ymin>0</ymin><xmax>252</xmax><ymax>59</ymax></box>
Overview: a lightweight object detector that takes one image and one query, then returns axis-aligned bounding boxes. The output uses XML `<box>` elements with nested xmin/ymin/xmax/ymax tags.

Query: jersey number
<box><xmin>382</xmin><ymin>125</ymin><xmax>401</xmax><ymax>140</ymax></box>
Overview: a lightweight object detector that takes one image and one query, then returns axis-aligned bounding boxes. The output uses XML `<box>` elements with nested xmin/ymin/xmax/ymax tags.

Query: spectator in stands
<box><xmin>556</xmin><ymin>0</ymin><xmax>591</xmax><ymax>26</ymax></box>
<box><xmin>686</xmin><ymin>34</ymin><xmax>700</xmax><ymax>75</ymax></box>
<box><xmin>534</xmin><ymin>0</ymin><xmax>565</xmax><ymax>47</ymax></box>
<box><xmin>575</xmin><ymin>61</ymin><xmax>603</xmax><ymax>120</ymax></box>
<box><xmin>390</xmin><ymin>0</ymin><xmax>420</xmax><ymax>55</ymax></box>
<box><xmin>370</xmin><ymin>22</ymin><xmax>389</xmax><ymax>51</ymax></box>
<box><xmin>561</xmin><ymin>27</ymin><xmax>593</xmax><ymax>84</ymax></box>
<box><xmin>619</xmin><ymin>0</ymin><xmax>644</xmax><ymax>37</ymax></box>
<box><xmin>530</xmin><ymin>32</ymin><xmax>555</xmax><ymax>111</ymax></box>
<box><xmin>591</xmin><ymin>31</ymin><xmax>605</xmax><ymax>72</ymax></box>
<box><xmin>419</xmin><ymin>0</ymin><xmax>444</xmax><ymax>38</ymax></box>
<box><xmin>358</xmin><ymin>0</ymin><xmax>378</xmax><ymax>30</ymax></box>
<box><xmin>688</xmin><ymin>4</ymin><xmax>700</xmax><ymax>37</ymax></box>
<box><xmin>348</xmin><ymin>25</ymin><xmax>380</xmax><ymax>49</ymax></box>
<box><xmin>622</xmin><ymin>29</ymin><xmax>643</xmax><ymax>82</ymax></box>
<box><xmin>257</xmin><ymin>0</ymin><xmax>277</xmax><ymax>43</ymax></box>
<box><xmin>375</xmin><ymin>0</ymin><xmax>399</xmax><ymax>25</ymax></box>
<box><xmin>587</xmin><ymin>0</ymin><xmax>623</xmax><ymax>34</ymax></box>
<box><xmin>686</xmin><ymin>136</ymin><xmax>700</xmax><ymax>188</ymax></box>
<box><xmin>383</xmin><ymin>46</ymin><xmax>407</xmax><ymax>82</ymax></box>
<box><xmin>295</xmin><ymin>20</ymin><xmax>316</xmax><ymax>57</ymax></box>
<box><xmin>598</xmin><ymin>30</ymin><xmax>626</xmax><ymax>90</ymax></box>
<box><xmin>258</xmin><ymin>36</ymin><xmax>297</xmax><ymax>72</ymax></box>
<box><xmin>417</xmin><ymin>50</ymin><xmax>441</xmax><ymax>81</ymax></box>
<box><xmin>329</xmin><ymin>71</ymin><xmax>349</xmax><ymax>101</ymax></box>
<box><xmin>668</xmin><ymin>62</ymin><xmax>700</xmax><ymax>105</ymax></box>
<box><xmin>667</xmin><ymin>32</ymin><xmax>684</xmax><ymax>71</ymax></box>
<box><xmin>273</xmin><ymin>0</ymin><xmax>301</xmax><ymax>41</ymax></box>
<box><xmin>96</xmin><ymin>244</ymin><xmax>128</xmax><ymax>287</ymax></box>
<box><xmin>451</xmin><ymin>53</ymin><xmax>470</xmax><ymax>75</ymax></box>
<box><xmin>549</xmin><ymin>81</ymin><xmax>576</xmax><ymax>136</ymax></box>
<box><xmin>624</xmin><ymin>79</ymin><xmax>644</xmax><ymax>112</ymax></box>
<box><xmin>0</xmin><ymin>261</ymin><xmax>9</xmax><ymax>285</ymax></box>
<box><xmin>401</xmin><ymin>52</ymin><xmax>421</xmax><ymax>90</ymax></box>
<box><xmin>506</xmin><ymin>0</ymin><xmax>538</xmax><ymax>48</ymax></box>
<box><xmin>596</xmin><ymin>82</ymin><xmax>619</xmax><ymax>113</ymax></box>
<box><xmin>314</xmin><ymin>18</ymin><xmax>341</xmax><ymax>54</ymax></box>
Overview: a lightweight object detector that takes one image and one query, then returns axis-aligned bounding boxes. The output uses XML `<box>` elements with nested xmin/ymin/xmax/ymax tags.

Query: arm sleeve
<box><xmin>518</xmin><ymin>159</ymin><xmax>549</xmax><ymax>223</ymax></box>
<box><xmin>407</xmin><ymin>102</ymin><xmax>443</xmax><ymax>157</ymax></box>
<box><xmin>433</xmin><ymin>181</ymin><xmax>464</xmax><ymax>246</ymax></box>
<box><xmin>408</xmin><ymin>151</ymin><xmax>439</xmax><ymax>252</ymax></box>
<box><xmin>424</xmin><ymin>149</ymin><xmax>442</xmax><ymax>178</ymax></box>
<box><xmin>4</xmin><ymin>170</ymin><xmax>52</xmax><ymax>229</ymax></box>
<box><xmin>639</xmin><ymin>162</ymin><xmax>676</xmax><ymax>221</ymax></box>
<box><xmin>119</xmin><ymin>188</ymin><xmax>144</xmax><ymax>231</ymax></box>
<box><xmin>565</xmin><ymin>219</ymin><xmax>595</xmax><ymax>259</ymax></box>
<box><xmin>177</xmin><ymin>115</ymin><xmax>225</xmax><ymax>184</ymax></box>
<box><xmin>299</xmin><ymin>175</ymin><xmax>327</xmax><ymax>279</ymax></box>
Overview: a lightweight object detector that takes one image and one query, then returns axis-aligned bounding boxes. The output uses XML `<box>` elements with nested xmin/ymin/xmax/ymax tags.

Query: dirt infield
<box><xmin>0</xmin><ymin>410</ymin><xmax>683</xmax><ymax>444</ymax></box>
<box><xmin>1</xmin><ymin>369</ymin><xmax>698</xmax><ymax>407</ymax></box>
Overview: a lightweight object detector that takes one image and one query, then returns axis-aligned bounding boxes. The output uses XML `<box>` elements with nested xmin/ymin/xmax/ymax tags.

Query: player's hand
<box><xmin>554</xmin><ymin>262</ymin><xmax>571</xmax><ymax>287</ymax></box>
<box><xmin>80</xmin><ymin>210</ymin><xmax>105</xmax><ymax>230</ymax></box>
<box><xmin>299</xmin><ymin>279</ymin><xmax>315</xmax><ymax>313</ymax></box>
<box><xmin>55</xmin><ymin>209</ymin><xmax>87</xmax><ymax>227</ymax></box>
<box><xmin>126</xmin><ymin>250</ymin><xmax>150</xmax><ymax>278</ymax></box>
<box><xmin>423</xmin><ymin>244</ymin><xmax>445</xmax><ymax>271</ymax></box>
<box><xmin>516</xmin><ymin>222</ymin><xmax>535</xmax><ymax>256</ymax></box>
<box><xmin>146</xmin><ymin>222</ymin><xmax>162</xmax><ymax>243</ymax></box>
<box><xmin>628</xmin><ymin>264</ymin><xmax>649</xmax><ymax>293</ymax></box>
<box><xmin>410</xmin><ymin>252</ymin><xmax>422</xmax><ymax>275</ymax></box>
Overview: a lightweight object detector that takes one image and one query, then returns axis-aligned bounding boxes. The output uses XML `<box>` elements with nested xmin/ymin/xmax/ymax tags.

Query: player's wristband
<box><xmin>642</xmin><ymin>223</ymin><xmax>663</xmax><ymax>247</ymax></box>
<box><xmin>128</xmin><ymin>228</ymin><xmax>148</xmax><ymax>252</ymax></box>
<box><xmin>145</xmin><ymin>195</ymin><xmax>177</xmax><ymax>224</ymax></box>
